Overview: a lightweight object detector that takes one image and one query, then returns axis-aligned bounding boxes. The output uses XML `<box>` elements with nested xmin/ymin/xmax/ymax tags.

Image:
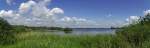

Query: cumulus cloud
<box><xmin>59</xmin><ymin>16</ymin><xmax>100</xmax><ymax>28</ymax></box>
<box><xmin>50</xmin><ymin>8</ymin><xmax>64</xmax><ymax>15</ymax></box>
<box><xmin>61</xmin><ymin>16</ymin><xmax>86</xmax><ymax>22</ymax></box>
<box><xmin>124</xmin><ymin>10</ymin><xmax>150</xmax><ymax>25</ymax></box>
<box><xmin>0</xmin><ymin>10</ymin><xmax>19</xmax><ymax>18</ymax></box>
<box><xmin>126</xmin><ymin>16</ymin><xmax>140</xmax><ymax>24</ymax></box>
<box><xmin>19</xmin><ymin>0</ymin><xmax>36</xmax><ymax>13</ymax></box>
<box><xmin>144</xmin><ymin>10</ymin><xmax>150</xmax><ymax>15</ymax></box>
<box><xmin>0</xmin><ymin>10</ymin><xmax>13</xmax><ymax>17</ymax></box>
<box><xmin>19</xmin><ymin>0</ymin><xmax>63</xmax><ymax>17</ymax></box>
<box><xmin>60</xmin><ymin>16</ymin><xmax>88</xmax><ymax>25</ymax></box>
<box><xmin>0</xmin><ymin>0</ymin><xmax>99</xmax><ymax>28</ymax></box>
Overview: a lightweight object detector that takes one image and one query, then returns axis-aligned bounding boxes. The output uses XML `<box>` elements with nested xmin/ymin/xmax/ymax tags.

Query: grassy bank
<box><xmin>0</xmin><ymin>31</ymin><xmax>149</xmax><ymax>48</ymax></box>
<box><xmin>0</xmin><ymin>32</ymin><xmax>114</xmax><ymax>48</ymax></box>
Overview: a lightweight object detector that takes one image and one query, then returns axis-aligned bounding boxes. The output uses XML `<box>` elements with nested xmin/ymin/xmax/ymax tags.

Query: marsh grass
<box><xmin>0</xmin><ymin>32</ymin><xmax>114</xmax><ymax>48</ymax></box>
<box><xmin>0</xmin><ymin>30</ymin><xmax>149</xmax><ymax>48</ymax></box>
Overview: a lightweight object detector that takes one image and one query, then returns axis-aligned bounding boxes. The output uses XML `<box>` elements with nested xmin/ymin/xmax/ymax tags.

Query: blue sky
<box><xmin>51</xmin><ymin>0</ymin><xmax>149</xmax><ymax>19</ymax></box>
<box><xmin>0</xmin><ymin>0</ymin><xmax>150</xmax><ymax>28</ymax></box>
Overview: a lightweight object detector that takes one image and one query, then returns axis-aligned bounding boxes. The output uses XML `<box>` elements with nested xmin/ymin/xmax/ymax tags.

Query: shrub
<box><xmin>63</xmin><ymin>28</ymin><xmax>72</xmax><ymax>33</ymax></box>
<box><xmin>115</xmin><ymin>14</ymin><xmax>150</xmax><ymax>47</ymax></box>
<box><xmin>0</xmin><ymin>17</ymin><xmax>16</xmax><ymax>45</ymax></box>
<box><xmin>12</xmin><ymin>26</ymin><xmax>28</xmax><ymax>33</ymax></box>
<box><xmin>111</xmin><ymin>36</ymin><xmax>132</xmax><ymax>48</ymax></box>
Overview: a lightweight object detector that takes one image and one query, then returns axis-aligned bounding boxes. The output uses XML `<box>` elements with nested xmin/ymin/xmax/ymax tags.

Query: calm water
<box><xmin>49</xmin><ymin>28</ymin><xmax>117</xmax><ymax>35</ymax></box>
<box><xmin>72</xmin><ymin>28</ymin><xmax>116</xmax><ymax>35</ymax></box>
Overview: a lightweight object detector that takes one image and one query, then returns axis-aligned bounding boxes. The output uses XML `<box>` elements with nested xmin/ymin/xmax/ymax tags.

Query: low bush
<box><xmin>63</xmin><ymin>28</ymin><xmax>72</xmax><ymax>33</ymax></box>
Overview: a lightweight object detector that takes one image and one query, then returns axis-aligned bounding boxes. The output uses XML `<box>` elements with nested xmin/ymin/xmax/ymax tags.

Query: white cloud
<box><xmin>19</xmin><ymin>0</ymin><xmax>63</xmax><ymax>18</ymax></box>
<box><xmin>0</xmin><ymin>0</ymin><xmax>99</xmax><ymax>28</ymax></box>
<box><xmin>50</xmin><ymin>8</ymin><xmax>64</xmax><ymax>15</ymax></box>
<box><xmin>19</xmin><ymin>0</ymin><xmax>36</xmax><ymax>13</ymax></box>
<box><xmin>60</xmin><ymin>16</ymin><xmax>87</xmax><ymax>23</ymax></box>
<box><xmin>0</xmin><ymin>10</ymin><xmax>22</xmax><ymax>24</ymax></box>
<box><xmin>17</xmin><ymin>0</ymin><xmax>64</xmax><ymax>26</ymax></box>
<box><xmin>59</xmin><ymin>16</ymin><xmax>101</xmax><ymax>28</ymax></box>
<box><xmin>144</xmin><ymin>10</ymin><xmax>150</xmax><ymax>16</ymax></box>
<box><xmin>126</xmin><ymin>16</ymin><xmax>140</xmax><ymax>24</ymax></box>
<box><xmin>0</xmin><ymin>10</ymin><xmax>18</xmax><ymax>17</ymax></box>
<box><xmin>123</xmin><ymin>10</ymin><xmax>150</xmax><ymax>26</ymax></box>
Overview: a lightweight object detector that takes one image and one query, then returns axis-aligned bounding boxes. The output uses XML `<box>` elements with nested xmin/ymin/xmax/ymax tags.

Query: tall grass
<box><xmin>0</xmin><ymin>32</ymin><xmax>113</xmax><ymax>48</ymax></box>
<box><xmin>0</xmin><ymin>31</ymin><xmax>148</xmax><ymax>48</ymax></box>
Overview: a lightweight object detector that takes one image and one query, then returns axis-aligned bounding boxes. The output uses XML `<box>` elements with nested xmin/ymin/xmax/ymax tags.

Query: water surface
<box><xmin>49</xmin><ymin>28</ymin><xmax>116</xmax><ymax>35</ymax></box>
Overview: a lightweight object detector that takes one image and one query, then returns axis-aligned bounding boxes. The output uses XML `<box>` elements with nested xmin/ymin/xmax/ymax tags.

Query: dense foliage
<box><xmin>115</xmin><ymin>13</ymin><xmax>150</xmax><ymax>48</ymax></box>
<box><xmin>12</xmin><ymin>25</ymin><xmax>73</xmax><ymax>33</ymax></box>
<box><xmin>63</xmin><ymin>28</ymin><xmax>72</xmax><ymax>33</ymax></box>
<box><xmin>0</xmin><ymin>17</ymin><xmax>16</xmax><ymax>45</ymax></box>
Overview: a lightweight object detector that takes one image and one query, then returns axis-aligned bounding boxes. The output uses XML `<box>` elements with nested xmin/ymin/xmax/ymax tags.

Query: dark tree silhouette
<box><xmin>0</xmin><ymin>17</ymin><xmax>15</xmax><ymax>45</ymax></box>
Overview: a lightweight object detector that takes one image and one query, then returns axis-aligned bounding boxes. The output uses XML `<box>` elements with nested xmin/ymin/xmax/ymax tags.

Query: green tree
<box><xmin>0</xmin><ymin>17</ymin><xmax>16</xmax><ymax>45</ymax></box>
<box><xmin>63</xmin><ymin>28</ymin><xmax>72</xmax><ymax>33</ymax></box>
<box><xmin>116</xmin><ymin>13</ymin><xmax>150</xmax><ymax>47</ymax></box>
<box><xmin>140</xmin><ymin>13</ymin><xmax>150</xmax><ymax>25</ymax></box>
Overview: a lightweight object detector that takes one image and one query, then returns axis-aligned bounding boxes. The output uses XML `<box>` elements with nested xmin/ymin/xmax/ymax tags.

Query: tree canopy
<box><xmin>0</xmin><ymin>17</ymin><xmax>15</xmax><ymax>45</ymax></box>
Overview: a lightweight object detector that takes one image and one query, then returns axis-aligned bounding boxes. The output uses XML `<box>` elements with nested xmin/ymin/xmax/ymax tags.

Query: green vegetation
<box><xmin>0</xmin><ymin>32</ymin><xmax>114</xmax><ymax>48</ymax></box>
<box><xmin>12</xmin><ymin>25</ymin><xmax>73</xmax><ymax>33</ymax></box>
<box><xmin>0</xmin><ymin>17</ymin><xmax>16</xmax><ymax>45</ymax></box>
<box><xmin>0</xmin><ymin>13</ymin><xmax>150</xmax><ymax>48</ymax></box>
<box><xmin>63</xmin><ymin>28</ymin><xmax>72</xmax><ymax>33</ymax></box>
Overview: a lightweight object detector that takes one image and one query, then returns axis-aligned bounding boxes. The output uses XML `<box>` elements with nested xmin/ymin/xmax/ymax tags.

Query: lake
<box><xmin>49</xmin><ymin>28</ymin><xmax>117</xmax><ymax>35</ymax></box>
